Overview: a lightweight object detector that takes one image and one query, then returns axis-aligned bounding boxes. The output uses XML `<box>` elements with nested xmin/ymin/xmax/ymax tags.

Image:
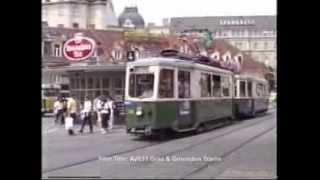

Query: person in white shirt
<box><xmin>79</xmin><ymin>96</ymin><xmax>93</xmax><ymax>133</ymax></box>
<box><xmin>107</xmin><ymin>96</ymin><xmax>115</xmax><ymax>131</ymax></box>
<box><xmin>99</xmin><ymin>98</ymin><xmax>111</xmax><ymax>134</ymax></box>
<box><xmin>54</xmin><ymin>97</ymin><xmax>64</xmax><ymax>125</ymax></box>
<box><xmin>93</xmin><ymin>97</ymin><xmax>103</xmax><ymax>133</ymax></box>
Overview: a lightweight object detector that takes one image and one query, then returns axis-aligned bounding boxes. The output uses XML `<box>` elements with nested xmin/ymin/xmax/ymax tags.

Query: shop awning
<box><xmin>42</xmin><ymin>63</ymin><xmax>127</xmax><ymax>73</ymax></box>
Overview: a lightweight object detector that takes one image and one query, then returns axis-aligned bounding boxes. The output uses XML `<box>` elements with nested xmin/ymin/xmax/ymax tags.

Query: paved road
<box><xmin>42</xmin><ymin>109</ymin><xmax>276</xmax><ymax>179</ymax></box>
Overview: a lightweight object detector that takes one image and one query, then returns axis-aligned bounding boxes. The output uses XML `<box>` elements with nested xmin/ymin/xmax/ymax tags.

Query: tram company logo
<box><xmin>63</xmin><ymin>33</ymin><xmax>96</xmax><ymax>61</ymax></box>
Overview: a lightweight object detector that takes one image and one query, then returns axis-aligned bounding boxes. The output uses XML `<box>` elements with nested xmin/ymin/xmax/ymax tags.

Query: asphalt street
<box><xmin>42</xmin><ymin>108</ymin><xmax>276</xmax><ymax>179</ymax></box>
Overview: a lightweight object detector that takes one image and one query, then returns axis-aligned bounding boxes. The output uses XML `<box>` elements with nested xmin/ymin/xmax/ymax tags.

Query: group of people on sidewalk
<box><xmin>53</xmin><ymin>95</ymin><xmax>116</xmax><ymax>135</ymax></box>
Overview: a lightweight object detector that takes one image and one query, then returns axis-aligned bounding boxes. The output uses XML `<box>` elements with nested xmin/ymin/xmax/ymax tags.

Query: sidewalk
<box><xmin>57</xmin><ymin>124</ymin><xmax>126</xmax><ymax>130</ymax></box>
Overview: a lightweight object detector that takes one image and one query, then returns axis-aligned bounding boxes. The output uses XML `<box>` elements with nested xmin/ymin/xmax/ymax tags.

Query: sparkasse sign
<box><xmin>63</xmin><ymin>33</ymin><xmax>96</xmax><ymax>61</ymax></box>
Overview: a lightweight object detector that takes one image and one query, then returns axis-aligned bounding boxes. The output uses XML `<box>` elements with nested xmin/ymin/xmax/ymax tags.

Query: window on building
<box><xmin>248</xmin><ymin>81</ymin><xmax>252</xmax><ymax>97</ymax></box>
<box><xmin>222</xmin><ymin>76</ymin><xmax>230</xmax><ymax>97</ymax></box>
<box><xmin>75</xmin><ymin>78</ymin><xmax>80</xmax><ymax>89</ymax></box>
<box><xmin>54</xmin><ymin>44</ymin><xmax>61</xmax><ymax>57</ymax></box>
<box><xmin>178</xmin><ymin>71</ymin><xmax>191</xmax><ymax>98</ymax></box>
<box><xmin>212</xmin><ymin>74</ymin><xmax>222</xmax><ymax>97</ymax></box>
<box><xmin>95</xmin><ymin>78</ymin><xmax>101</xmax><ymax>89</ymax></box>
<box><xmin>200</xmin><ymin>73</ymin><xmax>211</xmax><ymax>97</ymax></box>
<box><xmin>72</xmin><ymin>23</ymin><xmax>79</xmax><ymax>28</ymax></box>
<box><xmin>239</xmin><ymin>30</ymin><xmax>242</xmax><ymax>36</ymax></box>
<box><xmin>87</xmin><ymin>77</ymin><xmax>93</xmax><ymax>89</ymax></box>
<box><xmin>253</xmin><ymin>42</ymin><xmax>258</xmax><ymax>49</ymax></box>
<box><xmin>70</xmin><ymin>78</ymin><xmax>75</xmax><ymax>89</ymax></box>
<box><xmin>159</xmin><ymin>69</ymin><xmax>174</xmax><ymax>98</ymax></box>
<box><xmin>102</xmin><ymin>78</ymin><xmax>109</xmax><ymax>89</ymax></box>
<box><xmin>102</xmin><ymin>90</ymin><xmax>110</xmax><ymax>96</ymax></box>
<box><xmin>113</xmin><ymin>50</ymin><xmax>123</xmax><ymax>61</ymax></box>
<box><xmin>240</xmin><ymin>81</ymin><xmax>246</xmax><ymax>97</ymax></box>
<box><xmin>58</xmin><ymin>8</ymin><xmax>64</xmax><ymax>17</ymax></box>
<box><xmin>57</xmin><ymin>24</ymin><xmax>64</xmax><ymax>28</ymax></box>
<box><xmin>113</xmin><ymin>78</ymin><xmax>122</xmax><ymax>88</ymax></box>
<box><xmin>43</xmin><ymin>41</ymin><xmax>52</xmax><ymax>56</ymax></box>
<box><xmin>88</xmin><ymin>24</ymin><xmax>95</xmax><ymax>29</ymax></box>
<box><xmin>80</xmin><ymin>77</ymin><xmax>85</xmax><ymax>89</ymax></box>
<box><xmin>264</xmin><ymin>42</ymin><xmax>268</xmax><ymax>49</ymax></box>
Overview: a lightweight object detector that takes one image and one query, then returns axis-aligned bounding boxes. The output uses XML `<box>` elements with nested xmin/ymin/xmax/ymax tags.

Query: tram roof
<box><xmin>235</xmin><ymin>74</ymin><xmax>267</xmax><ymax>83</ymax></box>
<box><xmin>128</xmin><ymin>57</ymin><xmax>233</xmax><ymax>74</ymax></box>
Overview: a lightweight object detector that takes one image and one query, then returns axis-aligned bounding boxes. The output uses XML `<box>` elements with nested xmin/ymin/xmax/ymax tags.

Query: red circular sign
<box><xmin>63</xmin><ymin>36</ymin><xmax>96</xmax><ymax>61</ymax></box>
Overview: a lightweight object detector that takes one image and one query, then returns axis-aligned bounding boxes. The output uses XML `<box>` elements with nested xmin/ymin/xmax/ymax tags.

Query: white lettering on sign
<box><xmin>63</xmin><ymin>35</ymin><xmax>96</xmax><ymax>61</ymax></box>
<box><xmin>65</xmin><ymin>44</ymin><xmax>92</xmax><ymax>52</ymax></box>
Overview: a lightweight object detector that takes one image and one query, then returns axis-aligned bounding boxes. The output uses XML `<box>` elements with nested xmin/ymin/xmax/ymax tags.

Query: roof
<box><xmin>42</xmin><ymin>27</ymin><xmax>270</xmax><ymax>78</ymax></box>
<box><xmin>118</xmin><ymin>6</ymin><xmax>145</xmax><ymax>28</ymax></box>
<box><xmin>170</xmin><ymin>15</ymin><xmax>276</xmax><ymax>33</ymax></box>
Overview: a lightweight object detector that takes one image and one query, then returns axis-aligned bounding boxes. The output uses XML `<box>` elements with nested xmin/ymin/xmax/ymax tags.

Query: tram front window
<box><xmin>129</xmin><ymin>74</ymin><xmax>154</xmax><ymax>98</ymax></box>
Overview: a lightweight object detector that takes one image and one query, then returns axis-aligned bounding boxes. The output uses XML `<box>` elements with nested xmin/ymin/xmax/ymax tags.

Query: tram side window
<box><xmin>234</xmin><ymin>80</ymin><xmax>237</xmax><ymax>97</ymax></box>
<box><xmin>240</xmin><ymin>81</ymin><xmax>246</xmax><ymax>97</ymax></box>
<box><xmin>222</xmin><ymin>76</ymin><xmax>230</xmax><ymax>97</ymax></box>
<box><xmin>256</xmin><ymin>83</ymin><xmax>263</xmax><ymax>97</ymax></box>
<box><xmin>212</xmin><ymin>75</ymin><xmax>222</xmax><ymax>97</ymax></box>
<box><xmin>129</xmin><ymin>74</ymin><xmax>154</xmax><ymax>98</ymax></box>
<box><xmin>200</xmin><ymin>73</ymin><xmax>211</xmax><ymax>97</ymax></box>
<box><xmin>159</xmin><ymin>69</ymin><xmax>174</xmax><ymax>98</ymax></box>
<box><xmin>248</xmin><ymin>81</ymin><xmax>252</xmax><ymax>97</ymax></box>
<box><xmin>178</xmin><ymin>71</ymin><xmax>191</xmax><ymax>98</ymax></box>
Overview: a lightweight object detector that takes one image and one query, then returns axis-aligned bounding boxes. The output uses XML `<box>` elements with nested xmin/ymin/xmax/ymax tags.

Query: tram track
<box><xmin>43</xmin><ymin>111</ymin><xmax>275</xmax><ymax>175</ymax></box>
<box><xmin>120</xmin><ymin>111</ymin><xmax>275</xmax><ymax>168</ymax></box>
<box><xmin>180</xmin><ymin>125</ymin><xmax>276</xmax><ymax>179</ymax></box>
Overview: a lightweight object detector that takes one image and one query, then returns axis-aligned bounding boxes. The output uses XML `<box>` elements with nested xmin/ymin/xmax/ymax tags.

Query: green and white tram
<box><xmin>233</xmin><ymin>75</ymin><xmax>269</xmax><ymax>117</ymax></box>
<box><xmin>124</xmin><ymin>56</ymin><xmax>235</xmax><ymax>136</ymax></box>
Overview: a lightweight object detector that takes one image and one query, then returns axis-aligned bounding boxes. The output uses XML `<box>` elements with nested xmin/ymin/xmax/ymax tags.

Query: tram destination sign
<box><xmin>63</xmin><ymin>33</ymin><xmax>96</xmax><ymax>61</ymax></box>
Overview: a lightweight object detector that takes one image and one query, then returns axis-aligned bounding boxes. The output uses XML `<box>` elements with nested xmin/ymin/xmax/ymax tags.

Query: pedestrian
<box><xmin>54</xmin><ymin>97</ymin><xmax>64</xmax><ymax>125</ymax></box>
<box><xmin>61</xmin><ymin>96</ymin><xmax>68</xmax><ymax>125</ymax></box>
<box><xmin>93</xmin><ymin>96</ymin><xmax>103</xmax><ymax>133</ymax></box>
<box><xmin>66</xmin><ymin>96</ymin><xmax>77</xmax><ymax>135</ymax></box>
<box><xmin>98</xmin><ymin>97</ymin><xmax>110</xmax><ymax>134</ymax></box>
<box><xmin>107</xmin><ymin>96</ymin><xmax>116</xmax><ymax>131</ymax></box>
<box><xmin>79</xmin><ymin>96</ymin><xmax>93</xmax><ymax>133</ymax></box>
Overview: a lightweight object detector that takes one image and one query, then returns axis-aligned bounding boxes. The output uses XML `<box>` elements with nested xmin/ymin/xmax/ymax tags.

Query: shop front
<box><xmin>45</xmin><ymin>63</ymin><xmax>127</xmax><ymax>124</ymax></box>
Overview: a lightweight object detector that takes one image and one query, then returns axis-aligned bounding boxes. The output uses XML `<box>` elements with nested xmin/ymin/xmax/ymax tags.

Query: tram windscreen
<box><xmin>129</xmin><ymin>74</ymin><xmax>154</xmax><ymax>98</ymax></box>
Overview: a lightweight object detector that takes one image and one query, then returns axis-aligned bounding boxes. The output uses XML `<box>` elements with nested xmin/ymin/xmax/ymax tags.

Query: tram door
<box><xmin>177</xmin><ymin>71</ymin><xmax>194</xmax><ymax>129</ymax></box>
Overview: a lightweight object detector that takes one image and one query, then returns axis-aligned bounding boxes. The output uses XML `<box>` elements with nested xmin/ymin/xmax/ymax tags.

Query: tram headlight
<box><xmin>136</xmin><ymin>106</ymin><xmax>143</xmax><ymax>116</ymax></box>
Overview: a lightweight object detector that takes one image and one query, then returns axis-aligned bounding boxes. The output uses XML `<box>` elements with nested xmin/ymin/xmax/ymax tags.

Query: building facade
<box><xmin>169</xmin><ymin>16</ymin><xmax>277</xmax><ymax>70</ymax></box>
<box><xmin>42</xmin><ymin>0</ymin><xmax>118</xmax><ymax>29</ymax></box>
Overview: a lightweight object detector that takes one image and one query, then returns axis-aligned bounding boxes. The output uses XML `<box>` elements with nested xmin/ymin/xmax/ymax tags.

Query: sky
<box><xmin>112</xmin><ymin>0</ymin><xmax>277</xmax><ymax>26</ymax></box>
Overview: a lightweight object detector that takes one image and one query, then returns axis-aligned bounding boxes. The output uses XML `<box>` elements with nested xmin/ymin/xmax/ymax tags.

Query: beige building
<box><xmin>169</xmin><ymin>16</ymin><xmax>277</xmax><ymax>70</ymax></box>
<box><xmin>42</xmin><ymin>0</ymin><xmax>118</xmax><ymax>29</ymax></box>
